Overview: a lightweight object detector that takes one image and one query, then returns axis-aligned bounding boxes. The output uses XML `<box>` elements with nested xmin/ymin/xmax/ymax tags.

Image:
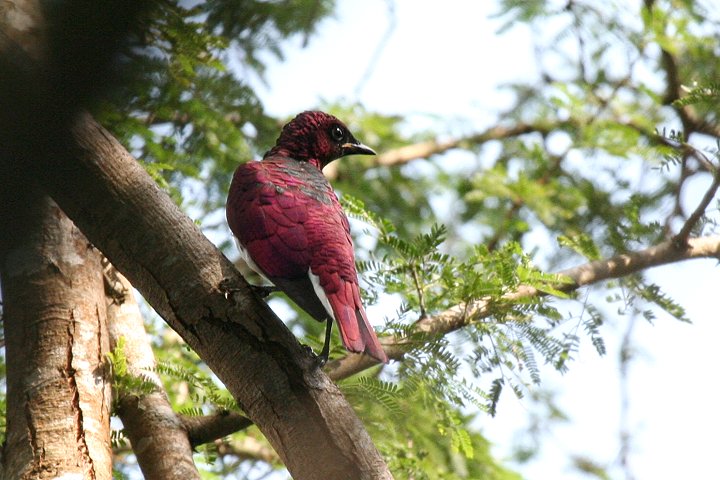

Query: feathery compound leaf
<box><xmin>673</xmin><ymin>82</ymin><xmax>720</xmax><ymax>107</ymax></box>
<box><xmin>637</xmin><ymin>282</ymin><xmax>689</xmax><ymax>323</ymax></box>
<box><xmin>582</xmin><ymin>305</ymin><xmax>607</xmax><ymax>356</ymax></box>
<box><xmin>451</xmin><ymin>427</ymin><xmax>475</xmax><ymax>459</ymax></box>
<box><xmin>155</xmin><ymin>361</ymin><xmax>238</xmax><ymax>412</ymax></box>
<box><xmin>486</xmin><ymin>378</ymin><xmax>504</xmax><ymax>416</ymax></box>
<box><xmin>342</xmin><ymin>377</ymin><xmax>403</xmax><ymax>417</ymax></box>
<box><xmin>341</xmin><ymin>194</ymin><xmax>395</xmax><ymax>235</ymax></box>
<box><xmin>557</xmin><ymin>233</ymin><xmax>601</xmax><ymax>260</ymax></box>
<box><xmin>107</xmin><ymin>337</ymin><xmax>158</xmax><ymax>397</ymax></box>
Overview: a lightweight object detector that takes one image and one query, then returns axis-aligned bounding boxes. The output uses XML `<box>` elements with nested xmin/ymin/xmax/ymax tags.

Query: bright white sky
<box><xmin>253</xmin><ymin>1</ymin><xmax>720</xmax><ymax>478</ymax></box>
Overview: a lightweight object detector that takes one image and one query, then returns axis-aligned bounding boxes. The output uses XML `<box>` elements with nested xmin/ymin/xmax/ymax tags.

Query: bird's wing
<box><xmin>226</xmin><ymin>159</ymin><xmax>313</xmax><ymax>279</ymax></box>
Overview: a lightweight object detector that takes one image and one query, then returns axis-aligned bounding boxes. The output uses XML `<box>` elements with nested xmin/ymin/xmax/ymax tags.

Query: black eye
<box><xmin>330</xmin><ymin>125</ymin><xmax>345</xmax><ymax>142</ymax></box>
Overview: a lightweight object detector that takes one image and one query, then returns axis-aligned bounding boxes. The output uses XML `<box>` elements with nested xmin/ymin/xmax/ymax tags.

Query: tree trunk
<box><xmin>1</xmin><ymin>2</ymin><xmax>112</xmax><ymax>476</ymax></box>
<box><xmin>0</xmin><ymin>185</ymin><xmax>112</xmax><ymax>479</ymax></box>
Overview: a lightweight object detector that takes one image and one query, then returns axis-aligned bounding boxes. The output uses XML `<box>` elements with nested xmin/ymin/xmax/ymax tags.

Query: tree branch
<box><xmin>627</xmin><ymin>122</ymin><xmax>720</xmax><ymax>243</ymax></box>
<box><xmin>655</xmin><ymin>24</ymin><xmax>720</xmax><ymax>138</ymax></box>
<box><xmin>673</xmin><ymin>153</ymin><xmax>720</xmax><ymax>245</ymax></box>
<box><xmin>215</xmin><ymin>436</ymin><xmax>279</xmax><ymax>464</ymax></box>
<box><xmin>324</xmin><ymin>122</ymin><xmax>557</xmax><ymax>180</ymax></box>
<box><xmin>182</xmin><ymin>411</ymin><xmax>252</xmax><ymax>449</ymax></box>
<box><xmin>325</xmin><ymin>235</ymin><xmax>720</xmax><ymax>380</ymax></box>
<box><xmin>0</xmin><ymin>186</ymin><xmax>113</xmax><ymax>479</ymax></box>
<box><xmin>104</xmin><ymin>264</ymin><xmax>201</xmax><ymax>480</ymax></box>
<box><xmin>385</xmin><ymin>123</ymin><xmax>555</xmax><ymax>166</ymax></box>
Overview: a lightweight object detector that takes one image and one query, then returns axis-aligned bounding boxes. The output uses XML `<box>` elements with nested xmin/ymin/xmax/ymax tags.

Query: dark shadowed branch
<box><xmin>183</xmin><ymin>411</ymin><xmax>253</xmax><ymax>448</ymax></box>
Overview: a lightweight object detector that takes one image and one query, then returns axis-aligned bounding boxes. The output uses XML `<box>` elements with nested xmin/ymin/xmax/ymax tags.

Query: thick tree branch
<box><xmin>0</xmin><ymin>3</ymin><xmax>112</xmax><ymax>477</ymax></box>
<box><xmin>326</xmin><ymin>235</ymin><xmax>720</xmax><ymax>380</ymax></box>
<box><xmin>0</xmin><ymin>186</ymin><xmax>112</xmax><ymax>479</ymax></box>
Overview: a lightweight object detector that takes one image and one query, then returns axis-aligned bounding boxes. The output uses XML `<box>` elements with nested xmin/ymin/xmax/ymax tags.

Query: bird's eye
<box><xmin>330</xmin><ymin>125</ymin><xmax>345</xmax><ymax>142</ymax></box>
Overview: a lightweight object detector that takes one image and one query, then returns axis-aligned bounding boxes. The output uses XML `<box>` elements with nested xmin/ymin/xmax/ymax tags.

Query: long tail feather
<box><xmin>330</xmin><ymin>283</ymin><xmax>388</xmax><ymax>363</ymax></box>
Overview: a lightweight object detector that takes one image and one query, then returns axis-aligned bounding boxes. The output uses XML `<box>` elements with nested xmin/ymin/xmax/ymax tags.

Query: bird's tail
<box><xmin>330</xmin><ymin>283</ymin><xmax>388</xmax><ymax>363</ymax></box>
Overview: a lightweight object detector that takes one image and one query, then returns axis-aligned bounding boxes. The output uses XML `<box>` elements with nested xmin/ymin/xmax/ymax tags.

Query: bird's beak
<box><xmin>342</xmin><ymin>142</ymin><xmax>376</xmax><ymax>156</ymax></box>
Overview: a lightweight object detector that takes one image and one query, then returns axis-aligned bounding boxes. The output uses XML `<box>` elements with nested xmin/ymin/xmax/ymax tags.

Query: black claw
<box><xmin>300</xmin><ymin>343</ymin><xmax>327</xmax><ymax>368</ymax></box>
<box><xmin>299</xmin><ymin>320</ymin><xmax>334</xmax><ymax>369</ymax></box>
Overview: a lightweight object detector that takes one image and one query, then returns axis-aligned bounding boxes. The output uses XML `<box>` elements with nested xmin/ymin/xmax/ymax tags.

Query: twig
<box><xmin>410</xmin><ymin>265</ymin><xmax>426</xmax><ymax>318</ymax></box>
<box><xmin>673</xmin><ymin>153</ymin><xmax>720</xmax><ymax>245</ymax></box>
<box><xmin>215</xmin><ymin>435</ymin><xmax>279</xmax><ymax>464</ymax></box>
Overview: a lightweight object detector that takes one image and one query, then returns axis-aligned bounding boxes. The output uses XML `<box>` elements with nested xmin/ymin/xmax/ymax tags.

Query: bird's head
<box><xmin>265</xmin><ymin>111</ymin><xmax>376</xmax><ymax>169</ymax></box>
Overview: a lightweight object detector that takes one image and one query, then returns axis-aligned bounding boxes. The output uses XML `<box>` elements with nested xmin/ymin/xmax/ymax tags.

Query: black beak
<box><xmin>342</xmin><ymin>141</ymin><xmax>376</xmax><ymax>156</ymax></box>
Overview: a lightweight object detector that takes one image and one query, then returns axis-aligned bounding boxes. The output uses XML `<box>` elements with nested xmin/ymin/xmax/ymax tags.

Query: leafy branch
<box><xmin>325</xmin><ymin>234</ymin><xmax>720</xmax><ymax>380</ymax></box>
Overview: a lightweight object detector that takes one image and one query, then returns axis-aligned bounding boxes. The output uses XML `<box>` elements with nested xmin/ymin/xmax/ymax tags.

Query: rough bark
<box><xmin>0</xmin><ymin>186</ymin><xmax>112</xmax><ymax>479</ymax></box>
<box><xmin>104</xmin><ymin>265</ymin><xmax>201</xmax><ymax>480</ymax></box>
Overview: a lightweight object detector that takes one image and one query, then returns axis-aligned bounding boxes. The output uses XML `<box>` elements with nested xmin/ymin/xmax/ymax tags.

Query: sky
<box><xmin>251</xmin><ymin>1</ymin><xmax>720</xmax><ymax>478</ymax></box>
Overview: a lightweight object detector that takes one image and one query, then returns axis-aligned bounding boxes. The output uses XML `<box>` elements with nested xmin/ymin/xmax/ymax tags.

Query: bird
<box><xmin>226</xmin><ymin>111</ymin><xmax>388</xmax><ymax>365</ymax></box>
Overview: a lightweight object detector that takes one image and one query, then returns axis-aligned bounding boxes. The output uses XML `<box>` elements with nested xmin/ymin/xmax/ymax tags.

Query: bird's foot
<box><xmin>300</xmin><ymin>343</ymin><xmax>328</xmax><ymax>368</ymax></box>
<box><xmin>315</xmin><ymin>352</ymin><xmax>328</xmax><ymax>368</ymax></box>
<box><xmin>250</xmin><ymin>284</ymin><xmax>277</xmax><ymax>298</ymax></box>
